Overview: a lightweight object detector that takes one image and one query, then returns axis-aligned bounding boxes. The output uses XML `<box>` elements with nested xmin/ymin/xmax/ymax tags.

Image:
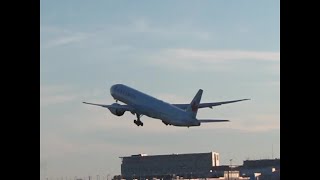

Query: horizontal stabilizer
<box><xmin>198</xmin><ymin>119</ymin><xmax>230</xmax><ymax>123</ymax></box>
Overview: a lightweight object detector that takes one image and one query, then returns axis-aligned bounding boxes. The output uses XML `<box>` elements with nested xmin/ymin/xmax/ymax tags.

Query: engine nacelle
<box><xmin>108</xmin><ymin>103</ymin><xmax>125</xmax><ymax>116</ymax></box>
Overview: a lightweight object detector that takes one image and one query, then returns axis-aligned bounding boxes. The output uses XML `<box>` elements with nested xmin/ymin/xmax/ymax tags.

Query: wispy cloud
<box><xmin>41</xmin><ymin>26</ymin><xmax>92</xmax><ymax>48</ymax></box>
<box><xmin>234</xmin><ymin>114</ymin><xmax>280</xmax><ymax>132</ymax></box>
<box><xmin>144</xmin><ymin>48</ymin><xmax>280</xmax><ymax>72</ymax></box>
<box><xmin>40</xmin><ymin>85</ymin><xmax>76</xmax><ymax>107</ymax></box>
<box><xmin>167</xmin><ymin>49</ymin><xmax>280</xmax><ymax>61</ymax></box>
<box><xmin>131</xmin><ymin>18</ymin><xmax>150</xmax><ymax>33</ymax></box>
<box><xmin>47</xmin><ymin>33</ymin><xmax>89</xmax><ymax>48</ymax></box>
<box><xmin>43</xmin><ymin>32</ymin><xmax>91</xmax><ymax>48</ymax></box>
<box><xmin>40</xmin><ymin>85</ymin><xmax>95</xmax><ymax>107</ymax></box>
<box><xmin>98</xmin><ymin>17</ymin><xmax>213</xmax><ymax>41</ymax></box>
<box><xmin>41</xmin><ymin>19</ymin><xmax>212</xmax><ymax>51</ymax></box>
<box><xmin>40</xmin><ymin>84</ymin><xmax>107</xmax><ymax>108</ymax></box>
<box><xmin>40</xmin><ymin>26</ymin><xmax>71</xmax><ymax>34</ymax></box>
<box><xmin>41</xmin><ymin>94</ymin><xmax>78</xmax><ymax>107</ymax></box>
<box><xmin>132</xmin><ymin>18</ymin><xmax>213</xmax><ymax>40</ymax></box>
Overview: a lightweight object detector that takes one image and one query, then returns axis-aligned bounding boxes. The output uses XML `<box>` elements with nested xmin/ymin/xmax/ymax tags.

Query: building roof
<box><xmin>119</xmin><ymin>152</ymin><xmax>218</xmax><ymax>159</ymax></box>
<box><xmin>243</xmin><ymin>159</ymin><xmax>280</xmax><ymax>168</ymax></box>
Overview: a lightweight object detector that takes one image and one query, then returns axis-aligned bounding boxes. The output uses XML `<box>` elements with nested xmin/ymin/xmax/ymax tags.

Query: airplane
<box><xmin>83</xmin><ymin>84</ymin><xmax>249</xmax><ymax>127</ymax></box>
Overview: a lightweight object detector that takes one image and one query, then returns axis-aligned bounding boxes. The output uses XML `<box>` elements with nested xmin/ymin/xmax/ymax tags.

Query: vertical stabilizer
<box><xmin>186</xmin><ymin>89</ymin><xmax>203</xmax><ymax>118</ymax></box>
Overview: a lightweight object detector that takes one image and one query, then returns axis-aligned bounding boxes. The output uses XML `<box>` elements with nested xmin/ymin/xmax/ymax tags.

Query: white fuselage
<box><xmin>110</xmin><ymin>84</ymin><xmax>200</xmax><ymax>126</ymax></box>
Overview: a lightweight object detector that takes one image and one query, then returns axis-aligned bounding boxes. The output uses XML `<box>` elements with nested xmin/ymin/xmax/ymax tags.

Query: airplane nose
<box><xmin>110</xmin><ymin>85</ymin><xmax>117</xmax><ymax>95</ymax></box>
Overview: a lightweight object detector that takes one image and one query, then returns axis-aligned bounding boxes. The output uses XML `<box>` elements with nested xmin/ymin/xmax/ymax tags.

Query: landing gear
<box><xmin>134</xmin><ymin>120</ymin><xmax>143</xmax><ymax>126</ymax></box>
<box><xmin>134</xmin><ymin>114</ymin><xmax>144</xmax><ymax>126</ymax></box>
<box><xmin>162</xmin><ymin>120</ymin><xmax>169</xmax><ymax>126</ymax></box>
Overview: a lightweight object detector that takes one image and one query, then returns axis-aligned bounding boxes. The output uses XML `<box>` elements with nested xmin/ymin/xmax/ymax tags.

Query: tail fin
<box><xmin>186</xmin><ymin>89</ymin><xmax>203</xmax><ymax>118</ymax></box>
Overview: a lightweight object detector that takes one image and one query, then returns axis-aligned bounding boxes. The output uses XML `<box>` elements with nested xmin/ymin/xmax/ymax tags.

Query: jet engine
<box><xmin>108</xmin><ymin>103</ymin><xmax>125</xmax><ymax>116</ymax></box>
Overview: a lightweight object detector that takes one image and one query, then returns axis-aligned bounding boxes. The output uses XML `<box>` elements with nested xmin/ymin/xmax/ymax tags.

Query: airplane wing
<box><xmin>172</xmin><ymin>99</ymin><xmax>250</xmax><ymax>110</ymax></box>
<box><xmin>198</xmin><ymin>119</ymin><xmax>230</xmax><ymax>123</ymax></box>
<box><xmin>82</xmin><ymin>102</ymin><xmax>135</xmax><ymax>111</ymax></box>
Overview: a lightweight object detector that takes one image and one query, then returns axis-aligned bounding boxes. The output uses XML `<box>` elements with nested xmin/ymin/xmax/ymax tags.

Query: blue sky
<box><xmin>40</xmin><ymin>0</ymin><xmax>279</xmax><ymax>178</ymax></box>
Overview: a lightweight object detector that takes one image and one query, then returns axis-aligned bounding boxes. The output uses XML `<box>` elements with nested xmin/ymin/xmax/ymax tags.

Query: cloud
<box><xmin>41</xmin><ymin>26</ymin><xmax>92</xmax><ymax>48</ymax></box>
<box><xmin>206</xmin><ymin>113</ymin><xmax>280</xmax><ymax>133</ymax></box>
<box><xmin>131</xmin><ymin>18</ymin><xmax>150</xmax><ymax>33</ymax></box>
<box><xmin>44</xmin><ymin>33</ymin><xmax>90</xmax><ymax>48</ymax></box>
<box><xmin>164</xmin><ymin>48</ymin><xmax>280</xmax><ymax>62</ymax></box>
<box><xmin>41</xmin><ymin>94</ymin><xmax>78</xmax><ymax>107</ymax></box>
<box><xmin>40</xmin><ymin>85</ymin><xmax>101</xmax><ymax>107</ymax></box>
<box><xmin>41</xmin><ymin>19</ymin><xmax>212</xmax><ymax>52</ymax></box>
<box><xmin>40</xmin><ymin>84</ymin><xmax>109</xmax><ymax>108</ymax></box>
<box><xmin>144</xmin><ymin>48</ymin><xmax>280</xmax><ymax>72</ymax></box>
<box><xmin>40</xmin><ymin>85</ymin><xmax>76</xmax><ymax>107</ymax></box>
<box><xmin>106</xmin><ymin>17</ymin><xmax>213</xmax><ymax>41</ymax></box>
<box><xmin>41</xmin><ymin>26</ymin><xmax>71</xmax><ymax>34</ymax></box>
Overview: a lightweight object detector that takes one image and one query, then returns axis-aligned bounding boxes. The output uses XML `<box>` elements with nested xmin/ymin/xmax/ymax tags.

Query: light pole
<box><xmin>229</xmin><ymin>159</ymin><xmax>232</xmax><ymax>180</ymax></box>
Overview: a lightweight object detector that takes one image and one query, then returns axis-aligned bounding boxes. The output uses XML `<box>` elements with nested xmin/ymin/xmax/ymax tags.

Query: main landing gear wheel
<box><xmin>134</xmin><ymin>120</ymin><xmax>143</xmax><ymax>126</ymax></box>
<box><xmin>133</xmin><ymin>114</ymin><xmax>144</xmax><ymax>126</ymax></box>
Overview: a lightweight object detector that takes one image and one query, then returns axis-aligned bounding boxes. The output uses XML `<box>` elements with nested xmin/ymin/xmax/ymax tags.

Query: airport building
<box><xmin>243</xmin><ymin>159</ymin><xmax>280</xmax><ymax>169</ymax></box>
<box><xmin>118</xmin><ymin>152</ymin><xmax>280</xmax><ymax>180</ymax></box>
<box><xmin>120</xmin><ymin>152</ymin><xmax>220</xmax><ymax>179</ymax></box>
<box><xmin>239</xmin><ymin>159</ymin><xmax>280</xmax><ymax>180</ymax></box>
